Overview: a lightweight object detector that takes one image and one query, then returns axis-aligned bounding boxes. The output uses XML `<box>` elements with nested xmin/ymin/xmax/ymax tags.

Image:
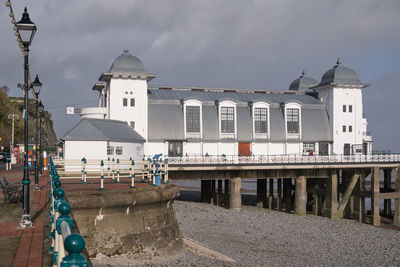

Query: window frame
<box><xmin>349</xmin><ymin>105</ymin><xmax>352</xmax><ymax>113</ymax></box>
<box><xmin>349</xmin><ymin>125</ymin><xmax>353</xmax><ymax>132</ymax></box>
<box><xmin>343</xmin><ymin>125</ymin><xmax>346</xmax><ymax>132</ymax></box>
<box><xmin>218</xmin><ymin>101</ymin><xmax>237</xmax><ymax>139</ymax></box>
<box><xmin>343</xmin><ymin>105</ymin><xmax>346</xmax><ymax>112</ymax></box>
<box><xmin>183</xmin><ymin>99</ymin><xmax>202</xmax><ymax>139</ymax></box>
<box><xmin>123</xmin><ymin>98</ymin><xmax>128</xmax><ymax>107</ymax></box>
<box><xmin>130</xmin><ymin>98</ymin><xmax>135</xmax><ymax>107</ymax></box>
<box><xmin>285</xmin><ymin>103</ymin><xmax>301</xmax><ymax>140</ymax></box>
<box><xmin>107</xmin><ymin>146</ymin><xmax>114</xmax><ymax>155</ymax></box>
<box><xmin>116</xmin><ymin>146</ymin><xmax>123</xmax><ymax>155</ymax></box>
<box><xmin>252</xmin><ymin>102</ymin><xmax>270</xmax><ymax>139</ymax></box>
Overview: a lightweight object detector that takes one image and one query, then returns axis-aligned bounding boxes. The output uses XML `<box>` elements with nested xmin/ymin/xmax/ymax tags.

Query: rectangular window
<box><xmin>343</xmin><ymin>125</ymin><xmax>346</xmax><ymax>132</ymax></box>
<box><xmin>286</xmin><ymin>108</ymin><xmax>299</xmax><ymax>133</ymax></box>
<box><xmin>349</xmin><ymin>125</ymin><xmax>353</xmax><ymax>132</ymax></box>
<box><xmin>349</xmin><ymin>105</ymin><xmax>352</xmax><ymax>113</ymax></box>
<box><xmin>123</xmin><ymin>98</ymin><xmax>127</xmax><ymax>106</ymax></box>
<box><xmin>186</xmin><ymin>106</ymin><xmax>200</xmax><ymax>132</ymax></box>
<box><xmin>343</xmin><ymin>105</ymin><xmax>346</xmax><ymax>112</ymax></box>
<box><xmin>303</xmin><ymin>142</ymin><xmax>315</xmax><ymax>153</ymax></box>
<box><xmin>116</xmin><ymin>146</ymin><xmax>123</xmax><ymax>155</ymax></box>
<box><xmin>107</xmin><ymin>146</ymin><xmax>114</xmax><ymax>155</ymax></box>
<box><xmin>221</xmin><ymin>107</ymin><xmax>235</xmax><ymax>133</ymax></box>
<box><xmin>254</xmin><ymin>108</ymin><xmax>268</xmax><ymax>133</ymax></box>
<box><xmin>130</xmin><ymin>121</ymin><xmax>135</xmax><ymax>129</ymax></box>
<box><xmin>130</xmin><ymin>98</ymin><xmax>135</xmax><ymax>107</ymax></box>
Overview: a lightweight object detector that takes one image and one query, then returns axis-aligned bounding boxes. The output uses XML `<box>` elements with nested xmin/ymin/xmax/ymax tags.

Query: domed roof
<box><xmin>289</xmin><ymin>70</ymin><xmax>318</xmax><ymax>91</ymax></box>
<box><xmin>319</xmin><ymin>59</ymin><xmax>362</xmax><ymax>86</ymax></box>
<box><xmin>109</xmin><ymin>50</ymin><xmax>146</xmax><ymax>74</ymax></box>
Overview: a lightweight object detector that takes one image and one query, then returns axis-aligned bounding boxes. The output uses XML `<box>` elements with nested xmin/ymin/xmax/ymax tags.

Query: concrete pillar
<box><xmin>210</xmin><ymin>180</ymin><xmax>216</xmax><ymax>205</ymax></box>
<box><xmin>229</xmin><ymin>178</ymin><xmax>242</xmax><ymax>211</ymax></box>
<box><xmin>372</xmin><ymin>167</ymin><xmax>381</xmax><ymax>227</ymax></box>
<box><xmin>224</xmin><ymin>179</ymin><xmax>230</xmax><ymax>208</ymax></box>
<box><xmin>383</xmin><ymin>169</ymin><xmax>392</xmax><ymax>217</ymax></box>
<box><xmin>295</xmin><ymin>176</ymin><xmax>307</xmax><ymax>216</ymax></box>
<box><xmin>201</xmin><ymin>180</ymin><xmax>212</xmax><ymax>203</ymax></box>
<box><xmin>394</xmin><ymin>168</ymin><xmax>400</xmax><ymax>226</ymax></box>
<box><xmin>283</xmin><ymin>179</ymin><xmax>292</xmax><ymax>213</ymax></box>
<box><xmin>268</xmin><ymin>179</ymin><xmax>274</xmax><ymax>210</ymax></box>
<box><xmin>325</xmin><ymin>170</ymin><xmax>339</xmax><ymax>220</ymax></box>
<box><xmin>256</xmin><ymin>179</ymin><xmax>267</xmax><ymax>208</ymax></box>
<box><xmin>277</xmin><ymin>179</ymin><xmax>282</xmax><ymax>211</ymax></box>
<box><xmin>217</xmin><ymin>180</ymin><xmax>223</xmax><ymax>206</ymax></box>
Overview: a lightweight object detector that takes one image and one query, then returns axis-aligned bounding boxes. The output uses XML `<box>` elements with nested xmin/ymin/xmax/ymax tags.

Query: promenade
<box><xmin>0</xmin><ymin>166</ymin><xmax>49</xmax><ymax>267</ymax></box>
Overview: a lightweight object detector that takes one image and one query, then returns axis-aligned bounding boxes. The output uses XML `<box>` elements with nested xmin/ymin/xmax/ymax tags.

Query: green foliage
<box><xmin>0</xmin><ymin>90</ymin><xmax>57</xmax><ymax>152</ymax></box>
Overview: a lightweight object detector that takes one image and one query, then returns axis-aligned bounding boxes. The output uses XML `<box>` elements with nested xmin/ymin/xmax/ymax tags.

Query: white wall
<box><xmin>183</xmin><ymin>142</ymin><xmax>202</xmax><ymax>156</ymax></box>
<box><xmin>269</xmin><ymin>143</ymin><xmax>285</xmax><ymax>155</ymax></box>
<box><xmin>286</xmin><ymin>143</ymin><xmax>301</xmax><ymax>155</ymax></box>
<box><xmin>108</xmin><ymin>141</ymin><xmax>143</xmax><ymax>160</ymax></box>
<box><xmin>203</xmin><ymin>142</ymin><xmax>218</xmax><ymax>156</ymax></box>
<box><xmin>64</xmin><ymin>140</ymin><xmax>107</xmax><ymax>172</ymax></box>
<box><xmin>252</xmin><ymin>143</ymin><xmax>268</xmax><ymax>155</ymax></box>
<box><xmin>107</xmin><ymin>78</ymin><xmax>148</xmax><ymax>140</ymax></box>
<box><xmin>218</xmin><ymin>142</ymin><xmax>235</xmax><ymax>155</ymax></box>
<box><xmin>144</xmin><ymin>142</ymin><xmax>166</xmax><ymax>156</ymax></box>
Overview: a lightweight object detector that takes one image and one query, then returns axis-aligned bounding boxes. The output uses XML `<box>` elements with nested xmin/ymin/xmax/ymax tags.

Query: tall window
<box><xmin>254</xmin><ymin>108</ymin><xmax>268</xmax><ymax>133</ymax></box>
<box><xmin>123</xmin><ymin>98</ymin><xmax>127</xmax><ymax>106</ymax></box>
<box><xmin>130</xmin><ymin>98</ymin><xmax>135</xmax><ymax>107</ymax></box>
<box><xmin>303</xmin><ymin>142</ymin><xmax>315</xmax><ymax>153</ymax></box>
<box><xmin>349</xmin><ymin>125</ymin><xmax>353</xmax><ymax>132</ymax></box>
<box><xmin>349</xmin><ymin>105</ymin><xmax>352</xmax><ymax>113</ymax></box>
<box><xmin>221</xmin><ymin>107</ymin><xmax>234</xmax><ymax>133</ymax></box>
<box><xmin>286</xmin><ymin>108</ymin><xmax>299</xmax><ymax>133</ymax></box>
<box><xmin>186</xmin><ymin>106</ymin><xmax>200</xmax><ymax>132</ymax></box>
<box><xmin>343</xmin><ymin>105</ymin><xmax>346</xmax><ymax>112</ymax></box>
<box><xmin>343</xmin><ymin>125</ymin><xmax>346</xmax><ymax>132</ymax></box>
<box><xmin>116</xmin><ymin>146</ymin><xmax>123</xmax><ymax>155</ymax></box>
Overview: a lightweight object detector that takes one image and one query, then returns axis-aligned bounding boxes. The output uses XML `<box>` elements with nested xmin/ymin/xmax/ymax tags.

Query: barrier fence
<box><xmin>166</xmin><ymin>153</ymin><xmax>400</xmax><ymax>165</ymax></box>
<box><xmin>49</xmin><ymin>157</ymin><xmax>89</xmax><ymax>266</ymax></box>
<box><xmin>53</xmin><ymin>156</ymin><xmax>169</xmax><ymax>190</ymax></box>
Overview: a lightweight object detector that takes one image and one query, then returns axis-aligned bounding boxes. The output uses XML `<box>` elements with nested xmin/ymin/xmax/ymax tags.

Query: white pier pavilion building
<box><xmin>62</xmin><ymin>50</ymin><xmax>372</xmax><ymax>160</ymax></box>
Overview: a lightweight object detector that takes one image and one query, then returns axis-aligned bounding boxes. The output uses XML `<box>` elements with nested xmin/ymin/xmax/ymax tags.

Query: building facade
<box><xmin>67</xmin><ymin>50</ymin><xmax>372</xmax><ymax>158</ymax></box>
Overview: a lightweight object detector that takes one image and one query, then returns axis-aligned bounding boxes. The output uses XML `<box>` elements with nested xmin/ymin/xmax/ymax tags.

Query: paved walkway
<box><xmin>0</xmin><ymin>168</ymin><xmax>49</xmax><ymax>267</ymax></box>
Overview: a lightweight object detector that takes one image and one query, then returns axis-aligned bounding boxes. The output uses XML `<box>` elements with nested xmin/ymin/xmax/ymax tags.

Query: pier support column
<box><xmin>372</xmin><ymin>167</ymin><xmax>381</xmax><ymax>227</ymax></box>
<box><xmin>217</xmin><ymin>180</ymin><xmax>223</xmax><ymax>206</ymax></box>
<box><xmin>210</xmin><ymin>180</ymin><xmax>216</xmax><ymax>205</ymax></box>
<box><xmin>268</xmin><ymin>179</ymin><xmax>274</xmax><ymax>210</ymax></box>
<box><xmin>229</xmin><ymin>178</ymin><xmax>242</xmax><ymax>211</ymax></box>
<box><xmin>383</xmin><ymin>169</ymin><xmax>392</xmax><ymax>217</ymax></box>
<box><xmin>325</xmin><ymin>170</ymin><xmax>339</xmax><ymax>220</ymax></box>
<box><xmin>201</xmin><ymin>180</ymin><xmax>212</xmax><ymax>203</ymax></box>
<box><xmin>256</xmin><ymin>179</ymin><xmax>267</xmax><ymax>208</ymax></box>
<box><xmin>224</xmin><ymin>179</ymin><xmax>230</xmax><ymax>208</ymax></box>
<box><xmin>295</xmin><ymin>176</ymin><xmax>307</xmax><ymax>216</ymax></box>
<box><xmin>283</xmin><ymin>179</ymin><xmax>292</xmax><ymax>213</ymax></box>
<box><xmin>394</xmin><ymin>168</ymin><xmax>400</xmax><ymax>226</ymax></box>
<box><xmin>277</xmin><ymin>179</ymin><xmax>282</xmax><ymax>211</ymax></box>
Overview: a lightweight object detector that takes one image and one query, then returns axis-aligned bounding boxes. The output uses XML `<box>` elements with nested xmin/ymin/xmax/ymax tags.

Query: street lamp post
<box><xmin>31</xmin><ymin>75</ymin><xmax>42</xmax><ymax>191</ymax></box>
<box><xmin>16</xmin><ymin>7</ymin><xmax>37</xmax><ymax>228</ymax></box>
<box><xmin>38</xmin><ymin>101</ymin><xmax>44</xmax><ymax>175</ymax></box>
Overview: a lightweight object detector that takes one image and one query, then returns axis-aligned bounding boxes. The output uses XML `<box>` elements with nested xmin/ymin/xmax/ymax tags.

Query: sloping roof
<box><xmin>61</xmin><ymin>118</ymin><xmax>145</xmax><ymax>143</ymax></box>
<box><xmin>109</xmin><ymin>50</ymin><xmax>146</xmax><ymax>74</ymax></box>
<box><xmin>317</xmin><ymin>61</ymin><xmax>366</xmax><ymax>87</ymax></box>
<box><xmin>148</xmin><ymin>88</ymin><xmax>322</xmax><ymax>105</ymax></box>
<box><xmin>289</xmin><ymin>71</ymin><xmax>319</xmax><ymax>91</ymax></box>
<box><xmin>148</xmin><ymin>103</ymin><xmax>332</xmax><ymax>142</ymax></box>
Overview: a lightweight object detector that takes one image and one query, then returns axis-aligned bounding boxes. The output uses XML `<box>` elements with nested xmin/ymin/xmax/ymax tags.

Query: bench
<box><xmin>0</xmin><ymin>177</ymin><xmax>22</xmax><ymax>203</ymax></box>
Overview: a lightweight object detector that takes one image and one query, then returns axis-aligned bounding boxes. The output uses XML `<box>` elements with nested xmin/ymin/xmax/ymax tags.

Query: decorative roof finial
<box><xmin>335</xmin><ymin>58</ymin><xmax>341</xmax><ymax>68</ymax></box>
<box><xmin>123</xmin><ymin>49</ymin><xmax>130</xmax><ymax>55</ymax></box>
<box><xmin>301</xmin><ymin>69</ymin><xmax>306</xmax><ymax>78</ymax></box>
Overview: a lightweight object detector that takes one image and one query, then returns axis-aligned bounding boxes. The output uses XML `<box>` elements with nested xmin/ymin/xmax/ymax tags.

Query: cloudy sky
<box><xmin>1</xmin><ymin>0</ymin><xmax>399</xmax><ymax>151</ymax></box>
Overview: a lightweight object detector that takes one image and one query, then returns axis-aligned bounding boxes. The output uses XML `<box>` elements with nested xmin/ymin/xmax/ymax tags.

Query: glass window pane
<box><xmin>186</xmin><ymin>106</ymin><xmax>200</xmax><ymax>132</ymax></box>
<box><xmin>221</xmin><ymin>107</ymin><xmax>235</xmax><ymax>133</ymax></box>
<box><xmin>286</xmin><ymin>108</ymin><xmax>299</xmax><ymax>133</ymax></box>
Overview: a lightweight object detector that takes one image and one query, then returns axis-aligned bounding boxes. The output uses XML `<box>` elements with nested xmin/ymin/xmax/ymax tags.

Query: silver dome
<box><xmin>289</xmin><ymin>70</ymin><xmax>318</xmax><ymax>91</ymax></box>
<box><xmin>109</xmin><ymin>50</ymin><xmax>145</xmax><ymax>74</ymax></box>
<box><xmin>319</xmin><ymin>59</ymin><xmax>361</xmax><ymax>86</ymax></box>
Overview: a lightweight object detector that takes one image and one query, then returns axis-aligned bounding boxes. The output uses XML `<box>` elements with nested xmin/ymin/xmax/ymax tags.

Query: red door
<box><xmin>238</xmin><ymin>142</ymin><xmax>251</xmax><ymax>156</ymax></box>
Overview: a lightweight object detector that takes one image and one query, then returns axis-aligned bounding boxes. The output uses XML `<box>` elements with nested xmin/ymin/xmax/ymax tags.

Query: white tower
<box><xmin>314</xmin><ymin>59</ymin><xmax>372</xmax><ymax>155</ymax></box>
<box><xmin>97</xmin><ymin>50</ymin><xmax>155</xmax><ymax>141</ymax></box>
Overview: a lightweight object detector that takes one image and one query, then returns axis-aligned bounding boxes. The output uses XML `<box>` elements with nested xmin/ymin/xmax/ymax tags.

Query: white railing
<box><xmin>167</xmin><ymin>154</ymin><xmax>400</xmax><ymax>165</ymax></box>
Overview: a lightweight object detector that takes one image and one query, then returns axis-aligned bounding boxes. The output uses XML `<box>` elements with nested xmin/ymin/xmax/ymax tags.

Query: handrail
<box><xmin>48</xmin><ymin>156</ymin><xmax>89</xmax><ymax>267</ymax></box>
<box><xmin>53</xmin><ymin>156</ymin><xmax>169</xmax><ymax>190</ymax></box>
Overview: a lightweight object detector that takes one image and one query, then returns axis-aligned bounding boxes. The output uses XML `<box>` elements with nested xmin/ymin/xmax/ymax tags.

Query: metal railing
<box><xmin>49</xmin><ymin>157</ymin><xmax>89</xmax><ymax>266</ymax></box>
<box><xmin>52</xmin><ymin>156</ymin><xmax>169</xmax><ymax>190</ymax></box>
<box><xmin>167</xmin><ymin>153</ymin><xmax>400</xmax><ymax>165</ymax></box>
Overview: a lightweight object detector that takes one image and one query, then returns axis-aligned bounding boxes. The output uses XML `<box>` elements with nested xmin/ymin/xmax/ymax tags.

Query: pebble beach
<box><xmin>94</xmin><ymin>189</ymin><xmax>400</xmax><ymax>266</ymax></box>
